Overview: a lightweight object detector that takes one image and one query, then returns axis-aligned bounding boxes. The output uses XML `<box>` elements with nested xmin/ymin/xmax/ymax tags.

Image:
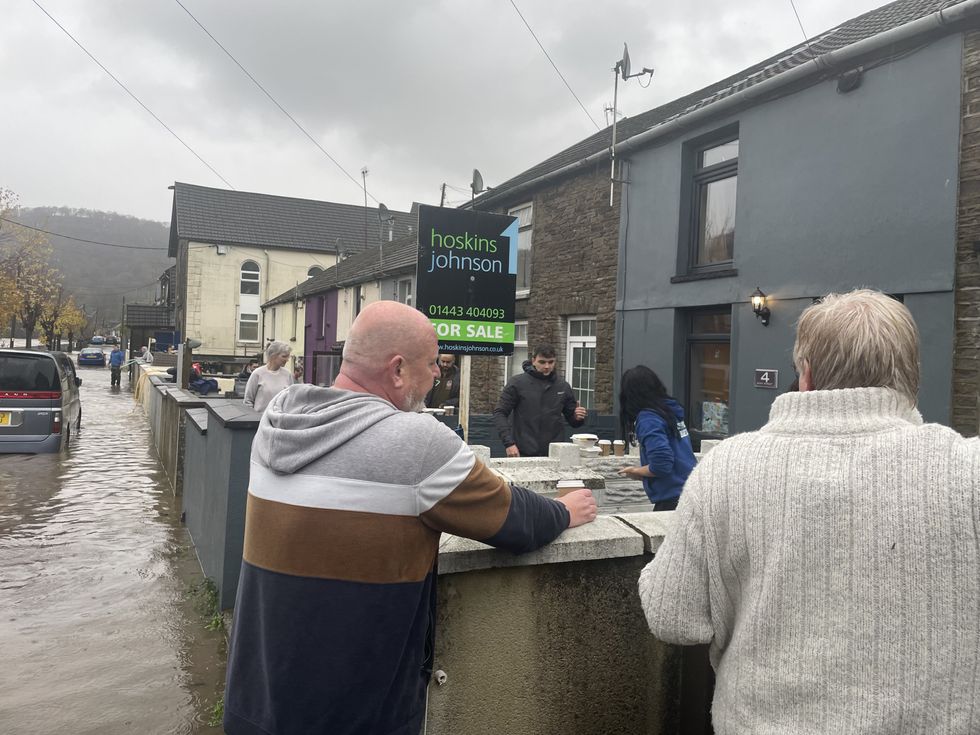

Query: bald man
<box><xmin>224</xmin><ymin>301</ymin><xmax>597</xmax><ymax>735</ymax></box>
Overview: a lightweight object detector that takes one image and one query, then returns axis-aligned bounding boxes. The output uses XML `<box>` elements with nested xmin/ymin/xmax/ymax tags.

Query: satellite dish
<box><xmin>186</xmin><ymin>338</ymin><xmax>202</xmax><ymax>349</ymax></box>
<box><xmin>471</xmin><ymin>169</ymin><xmax>485</xmax><ymax>196</ymax></box>
<box><xmin>620</xmin><ymin>43</ymin><xmax>631</xmax><ymax>80</ymax></box>
<box><xmin>378</xmin><ymin>203</ymin><xmax>393</xmax><ymax>223</ymax></box>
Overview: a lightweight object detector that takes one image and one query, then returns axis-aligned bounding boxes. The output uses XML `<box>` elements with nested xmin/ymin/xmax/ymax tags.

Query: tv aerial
<box><xmin>470</xmin><ymin>168</ymin><xmax>486</xmax><ymax>206</ymax></box>
<box><xmin>609</xmin><ymin>43</ymin><xmax>654</xmax><ymax>206</ymax></box>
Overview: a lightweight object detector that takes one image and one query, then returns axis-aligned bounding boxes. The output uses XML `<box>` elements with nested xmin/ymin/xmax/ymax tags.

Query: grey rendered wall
<box><xmin>617</xmin><ymin>34</ymin><xmax>962</xmax><ymax>431</ymax></box>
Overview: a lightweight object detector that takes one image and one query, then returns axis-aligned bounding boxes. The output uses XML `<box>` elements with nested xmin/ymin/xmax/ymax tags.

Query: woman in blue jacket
<box><xmin>617</xmin><ymin>365</ymin><xmax>696</xmax><ymax>511</ymax></box>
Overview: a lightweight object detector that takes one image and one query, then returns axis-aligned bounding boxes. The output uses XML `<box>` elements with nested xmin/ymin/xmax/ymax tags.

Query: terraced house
<box><xmin>166</xmin><ymin>182</ymin><xmax>414</xmax><ymax>369</ymax></box>
<box><xmin>471</xmin><ymin>0</ymin><xmax>980</xmax><ymax>442</ymax></box>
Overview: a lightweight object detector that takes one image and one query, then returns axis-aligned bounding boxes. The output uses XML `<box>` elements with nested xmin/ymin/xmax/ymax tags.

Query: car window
<box><xmin>0</xmin><ymin>354</ymin><xmax>59</xmax><ymax>391</ymax></box>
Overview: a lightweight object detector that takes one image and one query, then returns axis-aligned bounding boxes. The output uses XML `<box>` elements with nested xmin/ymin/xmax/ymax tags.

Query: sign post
<box><xmin>416</xmin><ymin>205</ymin><xmax>518</xmax><ymax>441</ymax></box>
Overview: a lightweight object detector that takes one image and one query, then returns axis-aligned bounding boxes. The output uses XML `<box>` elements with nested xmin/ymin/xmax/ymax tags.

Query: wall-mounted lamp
<box><xmin>751</xmin><ymin>287</ymin><xmax>771</xmax><ymax>327</ymax></box>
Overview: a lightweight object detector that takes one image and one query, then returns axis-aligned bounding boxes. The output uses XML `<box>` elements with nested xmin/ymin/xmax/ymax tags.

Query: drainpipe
<box><xmin>262</xmin><ymin>249</ymin><xmax>271</xmax><ymax>346</ymax></box>
<box><xmin>473</xmin><ymin>0</ymin><xmax>980</xmax><ymax>209</ymax></box>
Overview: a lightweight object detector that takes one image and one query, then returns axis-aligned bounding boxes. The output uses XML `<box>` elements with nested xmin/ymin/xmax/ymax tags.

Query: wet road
<box><xmin>0</xmin><ymin>362</ymin><xmax>227</xmax><ymax>734</ymax></box>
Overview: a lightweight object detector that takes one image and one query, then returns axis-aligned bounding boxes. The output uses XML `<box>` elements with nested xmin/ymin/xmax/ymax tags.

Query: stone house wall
<box><xmin>954</xmin><ymin>29</ymin><xmax>980</xmax><ymax>437</ymax></box>
<box><xmin>468</xmin><ymin>163</ymin><xmax>621</xmax><ymax>416</ymax></box>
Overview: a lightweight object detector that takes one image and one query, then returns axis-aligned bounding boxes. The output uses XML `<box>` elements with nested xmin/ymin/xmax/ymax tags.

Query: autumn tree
<box><xmin>56</xmin><ymin>298</ymin><xmax>87</xmax><ymax>352</ymax></box>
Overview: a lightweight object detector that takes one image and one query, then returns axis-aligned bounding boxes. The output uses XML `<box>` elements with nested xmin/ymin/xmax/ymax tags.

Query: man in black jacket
<box><xmin>493</xmin><ymin>344</ymin><xmax>587</xmax><ymax>457</ymax></box>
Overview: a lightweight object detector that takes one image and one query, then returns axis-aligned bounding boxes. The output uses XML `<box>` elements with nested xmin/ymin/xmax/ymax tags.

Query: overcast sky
<box><xmin>1</xmin><ymin>0</ymin><xmax>888</xmax><ymax>222</ymax></box>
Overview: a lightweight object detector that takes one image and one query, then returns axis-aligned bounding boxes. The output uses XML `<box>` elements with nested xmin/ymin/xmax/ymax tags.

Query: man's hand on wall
<box><xmin>557</xmin><ymin>489</ymin><xmax>598</xmax><ymax>527</ymax></box>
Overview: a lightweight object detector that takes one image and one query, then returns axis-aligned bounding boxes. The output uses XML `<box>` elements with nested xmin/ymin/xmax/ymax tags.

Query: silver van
<box><xmin>0</xmin><ymin>349</ymin><xmax>82</xmax><ymax>453</ymax></box>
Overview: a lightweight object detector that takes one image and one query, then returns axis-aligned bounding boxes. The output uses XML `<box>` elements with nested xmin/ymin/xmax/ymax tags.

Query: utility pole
<box><xmin>440</xmin><ymin>183</ymin><xmax>447</xmax><ymax>207</ymax></box>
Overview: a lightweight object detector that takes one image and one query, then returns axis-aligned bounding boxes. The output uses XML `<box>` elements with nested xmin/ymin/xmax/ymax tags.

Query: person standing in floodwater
<box><xmin>108</xmin><ymin>344</ymin><xmax>126</xmax><ymax>387</ymax></box>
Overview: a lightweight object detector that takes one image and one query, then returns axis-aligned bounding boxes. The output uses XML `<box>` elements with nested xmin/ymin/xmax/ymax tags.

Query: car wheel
<box><xmin>63</xmin><ymin>425</ymin><xmax>71</xmax><ymax>450</ymax></box>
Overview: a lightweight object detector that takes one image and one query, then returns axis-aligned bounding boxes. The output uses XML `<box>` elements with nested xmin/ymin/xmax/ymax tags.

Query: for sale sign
<box><xmin>416</xmin><ymin>205</ymin><xmax>517</xmax><ymax>356</ymax></box>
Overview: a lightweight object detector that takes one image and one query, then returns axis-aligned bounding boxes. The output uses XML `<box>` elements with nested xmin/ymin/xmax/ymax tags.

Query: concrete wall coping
<box><xmin>166</xmin><ymin>388</ymin><xmax>210</xmax><ymax>408</ymax></box>
<box><xmin>438</xmin><ymin>515</ymin><xmax>645</xmax><ymax>575</ymax></box>
<box><xmin>186</xmin><ymin>407</ymin><xmax>209</xmax><ymax>434</ymax></box>
<box><xmin>615</xmin><ymin>511</ymin><xmax>675</xmax><ymax>553</ymax></box>
<box><xmin>206</xmin><ymin>399</ymin><xmax>262</xmax><ymax>429</ymax></box>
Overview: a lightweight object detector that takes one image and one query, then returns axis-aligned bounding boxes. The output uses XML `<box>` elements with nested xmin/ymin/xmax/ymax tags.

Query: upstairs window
<box><xmin>509</xmin><ymin>203</ymin><xmax>533</xmax><ymax>293</ymax></box>
<box><xmin>691</xmin><ymin>138</ymin><xmax>738</xmax><ymax>267</ymax></box>
<box><xmin>308</xmin><ymin>266</ymin><xmax>323</xmax><ymax>278</ymax></box>
<box><xmin>240</xmin><ymin>261</ymin><xmax>260</xmax><ymax>295</ymax></box>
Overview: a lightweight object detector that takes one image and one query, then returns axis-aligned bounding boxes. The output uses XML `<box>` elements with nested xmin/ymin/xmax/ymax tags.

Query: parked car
<box><xmin>0</xmin><ymin>349</ymin><xmax>82</xmax><ymax>453</ymax></box>
<box><xmin>105</xmin><ymin>336</ymin><xmax>119</xmax><ymax>346</ymax></box>
<box><xmin>89</xmin><ymin>335</ymin><xmax>105</xmax><ymax>346</ymax></box>
<box><xmin>77</xmin><ymin>348</ymin><xmax>106</xmax><ymax>367</ymax></box>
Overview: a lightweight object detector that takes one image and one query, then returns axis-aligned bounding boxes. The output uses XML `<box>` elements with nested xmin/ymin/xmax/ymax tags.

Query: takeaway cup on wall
<box><xmin>613</xmin><ymin>440</ymin><xmax>626</xmax><ymax>457</ymax></box>
<box><xmin>443</xmin><ymin>405</ymin><xmax>455</xmax><ymax>416</ymax></box>
<box><xmin>556</xmin><ymin>479</ymin><xmax>586</xmax><ymax>497</ymax></box>
<box><xmin>598</xmin><ymin>440</ymin><xmax>611</xmax><ymax>456</ymax></box>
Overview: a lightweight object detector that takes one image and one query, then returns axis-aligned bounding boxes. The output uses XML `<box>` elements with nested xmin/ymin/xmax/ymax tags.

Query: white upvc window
<box><xmin>566</xmin><ymin>316</ymin><xmax>596</xmax><ymax>409</ymax></box>
<box><xmin>240</xmin><ymin>261</ymin><xmax>260</xmax><ymax>295</ymax></box>
<box><xmin>502</xmin><ymin>321</ymin><xmax>529</xmax><ymax>386</ymax></box>
<box><xmin>508</xmin><ymin>203</ymin><xmax>533</xmax><ymax>294</ymax></box>
<box><xmin>396</xmin><ymin>278</ymin><xmax>413</xmax><ymax>306</ymax></box>
<box><xmin>239</xmin><ymin>312</ymin><xmax>260</xmax><ymax>343</ymax></box>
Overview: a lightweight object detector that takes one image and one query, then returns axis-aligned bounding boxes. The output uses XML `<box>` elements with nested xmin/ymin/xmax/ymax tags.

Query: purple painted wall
<box><xmin>304</xmin><ymin>291</ymin><xmax>339</xmax><ymax>384</ymax></box>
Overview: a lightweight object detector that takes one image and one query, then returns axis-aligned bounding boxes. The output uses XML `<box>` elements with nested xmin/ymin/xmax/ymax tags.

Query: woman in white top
<box><xmin>243</xmin><ymin>341</ymin><xmax>294</xmax><ymax>413</ymax></box>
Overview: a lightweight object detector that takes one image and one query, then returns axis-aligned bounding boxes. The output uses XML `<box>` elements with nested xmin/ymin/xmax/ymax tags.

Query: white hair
<box><xmin>265</xmin><ymin>341</ymin><xmax>291</xmax><ymax>361</ymax></box>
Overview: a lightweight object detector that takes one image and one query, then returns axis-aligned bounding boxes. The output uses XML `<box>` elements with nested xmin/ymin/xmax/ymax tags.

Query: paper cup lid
<box><xmin>556</xmin><ymin>480</ymin><xmax>584</xmax><ymax>488</ymax></box>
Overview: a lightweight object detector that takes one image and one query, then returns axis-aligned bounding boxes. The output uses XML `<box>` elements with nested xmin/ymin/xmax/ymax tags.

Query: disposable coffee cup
<box><xmin>556</xmin><ymin>479</ymin><xmax>586</xmax><ymax>497</ymax></box>
<box><xmin>613</xmin><ymin>440</ymin><xmax>626</xmax><ymax>457</ymax></box>
<box><xmin>443</xmin><ymin>405</ymin><xmax>455</xmax><ymax>416</ymax></box>
<box><xmin>598</xmin><ymin>440</ymin><xmax>611</xmax><ymax>456</ymax></box>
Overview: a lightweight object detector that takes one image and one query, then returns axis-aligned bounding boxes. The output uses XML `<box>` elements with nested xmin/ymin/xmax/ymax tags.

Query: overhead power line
<box><xmin>0</xmin><ymin>217</ymin><xmax>169</xmax><ymax>250</ymax></box>
<box><xmin>31</xmin><ymin>0</ymin><xmax>235</xmax><ymax>190</ymax></box>
<box><xmin>787</xmin><ymin>0</ymin><xmax>815</xmax><ymax>56</ymax></box>
<box><xmin>172</xmin><ymin>0</ymin><xmax>379</xmax><ymax>204</ymax></box>
<box><xmin>507</xmin><ymin>0</ymin><xmax>601</xmax><ymax>131</ymax></box>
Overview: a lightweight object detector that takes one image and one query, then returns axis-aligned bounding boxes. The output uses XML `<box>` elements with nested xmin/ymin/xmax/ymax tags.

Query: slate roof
<box><xmin>263</xmin><ymin>232</ymin><xmax>418</xmax><ymax>307</ymax></box>
<box><xmin>474</xmin><ymin>0</ymin><xmax>971</xmax><ymax>207</ymax></box>
<box><xmin>168</xmin><ymin>182</ymin><xmax>417</xmax><ymax>257</ymax></box>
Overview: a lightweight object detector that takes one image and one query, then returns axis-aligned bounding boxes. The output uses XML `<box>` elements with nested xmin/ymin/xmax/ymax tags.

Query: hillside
<box><xmin>9</xmin><ymin>206</ymin><xmax>173</xmax><ymax>332</ymax></box>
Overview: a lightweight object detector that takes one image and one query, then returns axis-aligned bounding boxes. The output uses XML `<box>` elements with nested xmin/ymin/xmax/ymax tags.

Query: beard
<box><xmin>404</xmin><ymin>389</ymin><xmax>427</xmax><ymax>413</ymax></box>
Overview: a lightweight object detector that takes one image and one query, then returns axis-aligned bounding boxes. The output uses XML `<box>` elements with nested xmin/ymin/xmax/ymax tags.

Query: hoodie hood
<box><xmin>522</xmin><ymin>359</ymin><xmax>556</xmax><ymax>382</ymax></box>
<box><xmin>253</xmin><ymin>384</ymin><xmax>399</xmax><ymax>474</ymax></box>
<box><xmin>665</xmin><ymin>398</ymin><xmax>685</xmax><ymax>422</ymax></box>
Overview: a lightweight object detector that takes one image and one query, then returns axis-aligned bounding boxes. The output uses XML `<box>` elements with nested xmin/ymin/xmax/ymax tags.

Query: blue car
<box><xmin>89</xmin><ymin>335</ymin><xmax>105</xmax><ymax>346</ymax></box>
<box><xmin>77</xmin><ymin>348</ymin><xmax>106</xmax><ymax>367</ymax></box>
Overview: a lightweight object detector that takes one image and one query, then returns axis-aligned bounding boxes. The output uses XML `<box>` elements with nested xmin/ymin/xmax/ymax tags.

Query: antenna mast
<box><xmin>610</xmin><ymin>44</ymin><xmax>654</xmax><ymax>206</ymax></box>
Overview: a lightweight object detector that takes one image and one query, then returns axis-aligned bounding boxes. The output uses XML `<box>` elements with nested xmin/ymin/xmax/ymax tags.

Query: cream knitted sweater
<box><xmin>639</xmin><ymin>387</ymin><xmax>980</xmax><ymax>734</ymax></box>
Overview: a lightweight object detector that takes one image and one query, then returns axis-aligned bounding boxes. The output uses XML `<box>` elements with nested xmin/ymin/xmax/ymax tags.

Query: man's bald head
<box><xmin>336</xmin><ymin>302</ymin><xmax>440</xmax><ymax>410</ymax></box>
<box><xmin>343</xmin><ymin>301</ymin><xmax>435</xmax><ymax>373</ymax></box>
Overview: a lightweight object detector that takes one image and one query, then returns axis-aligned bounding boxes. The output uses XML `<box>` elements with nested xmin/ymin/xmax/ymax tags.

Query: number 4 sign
<box><xmin>754</xmin><ymin>369</ymin><xmax>778</xmax><ymax>389</ymax></box>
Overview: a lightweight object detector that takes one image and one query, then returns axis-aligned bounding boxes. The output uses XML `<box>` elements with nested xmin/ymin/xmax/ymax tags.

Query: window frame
<box><xmin>566</xmin><ymin>316</ymin><xmax>597</xmax><ymax>410</ymax></box>
<box><xmin>238</xmin><ymin>311</ymin><xmax>260</xmax><ymax>343</ymax></box>
<box><xmin>396</xmin><ymin>278</ymin><xmax>413</xmax><ymax>306</ymax></box>
<box><xmin>675</xmin><ymin>126</ymin><xmax>740</xmax><ymax>281</ymax></box>
<box><xmin>508</xmin><ymin>202</ymin><xmax>533</xmax><ymax>296</ymax></box>
<box><xmin>240</xmin><ymin>260</ymin><xmax>260</xmax><ymax>295</ymax></box>
<box><xmin>502</xmin><ymin>320</ymin><xmax>529</xmax><ymax>386</ymax></box>
<box><xmin>684</xmin><ymin>308</ymin><xmax>732</xmax><ymax>446</ymax></box>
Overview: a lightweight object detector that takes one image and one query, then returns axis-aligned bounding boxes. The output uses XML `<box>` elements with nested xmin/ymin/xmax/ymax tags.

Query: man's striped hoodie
<box><xmin>224</xmin><ymin>384</ymin><xmax>571</xmax><ymax>735</ymax></box>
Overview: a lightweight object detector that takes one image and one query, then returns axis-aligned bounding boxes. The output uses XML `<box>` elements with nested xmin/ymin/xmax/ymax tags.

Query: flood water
<box><xmin>0</xmin><ymin>362</ymin><xmax>227</xmax><ymax>734</ymax></box>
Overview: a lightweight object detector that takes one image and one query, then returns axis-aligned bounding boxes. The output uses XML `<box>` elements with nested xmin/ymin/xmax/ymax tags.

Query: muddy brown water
<box><xmin>0</xmin><ymin>364</ymin><xmax>227</xmax><ymax>734</ymax></box>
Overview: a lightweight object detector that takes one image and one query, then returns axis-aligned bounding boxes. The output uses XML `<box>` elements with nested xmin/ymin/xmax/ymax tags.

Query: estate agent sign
<box><xmin>416</xmin><ymin>204</ymin><xmax>517</xmax><ymax>356</ymax></box>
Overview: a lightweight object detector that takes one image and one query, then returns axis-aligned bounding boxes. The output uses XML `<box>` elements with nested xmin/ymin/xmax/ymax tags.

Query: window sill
<box><xmin>670</xmin><ymin>268</ymin><xmax>738</xmax><ymax>284</ymax></box>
